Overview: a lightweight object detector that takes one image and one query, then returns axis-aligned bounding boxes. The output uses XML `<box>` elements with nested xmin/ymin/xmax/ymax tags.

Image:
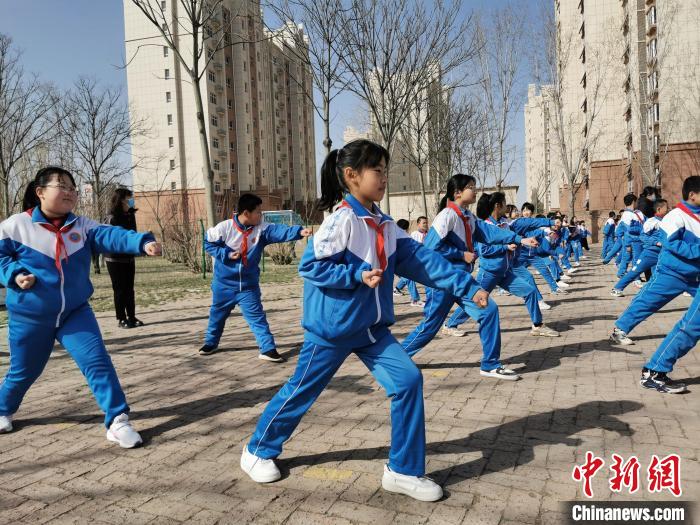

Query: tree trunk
<box><xmin>192</xmin><ymin>80</ymin><xmax>216</xmax><ymax>228</ymax></box>
<box><xmin>2</xmin><ymin>177</ymin><xmax>9</xmax><ymax>218</ymax></box>
<box><xmin>322</xmin><ymin>97</ymin><xmax>332</xmax><ymax>155</ymax></box>
<box><xmin>569</xmin><ymin>187</ymin><xmax>575</xmax><ymax>219</ymax></box>
<box><xmin>418</xmin><ymin>165</ymin><xmax>428</xmax><ymax>218</ymax></box>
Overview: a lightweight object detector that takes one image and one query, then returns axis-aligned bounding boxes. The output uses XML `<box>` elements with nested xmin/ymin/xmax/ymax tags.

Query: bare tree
<box><xmin>59</xmin><ymin>77</ymin><xmax>149</xmax><ymax>221</ymax></box>
<box><xmin>338</xmin><ymin>0</ymin><xmax>477</xmax><ymax>214</ymax></box>
<box><xmin>0</xmin><ymin>34</ymin><xmax>57</xmax><ymax>218</ymax></box>
<box><xmin>474</xmin><ymin>7</ymin><xmax>527</xmax><ymax>190</ymax></box>
<box><xmin>264</xmin><ymin>0</ymin><xmax>347</xmax><ymax>157</ymax></box>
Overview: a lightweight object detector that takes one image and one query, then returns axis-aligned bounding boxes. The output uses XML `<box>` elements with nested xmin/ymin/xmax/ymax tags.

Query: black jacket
<box><xmin>105</xmin><ymin>209</ymin><xmax>138</xmax><ymax>262</ymax></box>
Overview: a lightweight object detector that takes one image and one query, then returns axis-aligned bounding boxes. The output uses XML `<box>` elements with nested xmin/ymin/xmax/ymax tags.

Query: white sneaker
<box><xmin>573</xmin><ymin>262</ymin><xmax>581</xmax><ymax>267</ymax></box>
<box><xmin>480</xmin><ymin>367</ymin><xmax>521</xmax><ymax>381</ymax></box>
<box><xmin>241</xmin><ymin>445</ymin><xmax>281</xmax><ymax>483</ymax></box>
<box><xmin>531</xmin><ymin>325</ymin><xmax>560</xmax><ymax>337</ymax></box>
<box><xmin>552</xmin><ymin>288</ymin><xmax>568</xmax><ymax>295</ymax></box>
<box><xmin>610</xmin><ymin>328</ymin><xmax>634</xmax><ymax>346</ymax></box>
<box><xmin>106</xmin><ymin>413</ymin><xmax>142</xmax><ymax>448</ymax></box>
<box><xmin>610</xmin><ymin>289</ymin><xmax>624</xmax><ymax>297</ymax></box>
<box><xmin>633</xmin><ymin>280</ymin><xmax>644</xmax><ymax>289</ymax></box>
<box><xmin>566</xmin><ymin>268</ymin><xmax>577</xmax><ymax>275</ymax></box>
<box><xmin>538</xmin><ymin>300</ymin><xmax>552</xmax><ymax>311</ymax></box>
<box><xmin>683</xmin><ymin>292</ymin><xmax>691</xmax><ymax>297</ymax></box>
<box><xmin>557</xmin><ymin>280</ymin><xmax>570</xmax><ymax>288</ymax></box>
<box><xmin>381</xmin><ymin>465</ymin><xmax>443</xmax><ymax>502</ymax></box>
<box><xmin>442</xmin><ymin>325</ymin><xmax>466</xmax><ymax>337</ymax></box>
<box><xmin>560</xmin><ymin>274</ymin><xmax>572</xmax><ymax>281</ymax></box>
<box><xmin>410</xmin><ymin>300</ymin><xmax>426</xmax><ymax>308</ymax></box>
<box><xmin>581</xmin><ymin>255</ymin><xmax>588</xmax><ymax>259</ymax></box>
<box><xmin>0</xmin><ymin>415</ymin><xmax>13</xmax><ymax>433</ymax></box>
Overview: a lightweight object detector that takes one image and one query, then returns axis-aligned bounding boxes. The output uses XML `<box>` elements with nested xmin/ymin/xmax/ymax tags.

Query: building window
<box><xmin>246</xmin><ymin>123</ymin><xmax>250</xmax><ymax>133</ymax></box>
<box><xmin>209</xmin><ymin>93</ymin><xmax>217</xmax><ymax>104</ymax></box>
<box><xmin>244</xmin><ymin>82</ymin><xmax>247</xmax><ymax>93</ymax></box>
<box><xmin>230</xmin><ymin>142</ymin><xmax>234</xmax><ymax>150</ymax></box>
<box><xmin>168</xmin><ymin>136</ymin><xmax>174</xmax><ymax>148</ymax></box>
<box><xmin>208</xmin><ymin>71</ymin><xmax>216</xmax><ymax>82</ymax></box>
<box><xmin>226</xmin><ymin>77</ymin><xmax>231</xmax><ymax>88</ymax></box>
<box><xmin>164</xmin><ymin>69</ymin><xmax>170</xmax><ymax>79</ymax></box>
<box><xmin>225</xmin><ymin>56</ymin><xmax>231</xmax><ymax>65</ymax></box>
<box><xmin>227</xmin><ymin>100</ymin><xmax>232</xmax><ymax>109</ymax></box>
<box><xmin>247</xmin><ymin>144</ymin><xmax>250</xmax><ymax>154</ymax></box>
<box><xmin>261</xmin><ymin>149</ymin><xmax>264</xmax><ymax>159</ymax></box>
<box><xmin>245</xmin><ymin>103</ymin><xmax>249</xmax><ymax>113</ymax></box>
<box><xmin>170</xmin><ymin>181</ymin><xmax>176</xmax><ymax>190</ymax></box>
<box><xmin>207</xmin><ymin>47</ymin><xmax>214</xmax><ymax>60</ymax></box>
<box><xmin>229</xmin><ymin>120</ymin><xmax>233</xmax><ymax>130</ymax></box>
<box><xmin>163</xmin><ymin>46</ymin><xmax>169</xmax><ymax>57</ymax></box>
<box><xmin>160</xmin><ymin>1</ymin><xmax>166</xmax><ymax>9</ymax></box>
<box><xmin>211</xmin><ymin>115</ymin><xmax>218</xmax><ymax>127</ymax></box>
<box><xmin>213</xmin><ymin>160</ymin><xmax>220</xmax><ymax>171</ymax></box>
<box><xmin>215</xmin><ymin>181</ymin><xmax>221</xmax><ymax>192</ymax></box>
<box><xmin>167</xmin><ymin>114</ymin><xmax>173</xmax><ymax>125</ymax></box>
<box><xmin>243</xmin><ymin>61</ymin><xmax>247</xmax><ymax>71</ymax></box>
<box><xmin>212</xmin><ymin>138</ymin><xmax>220</xmax><ymax>149</ymax></box>
<box><xmin>165</xmin><ymin>91</ymin><xmax>171</xmax><ymax>103</ymax></box>
<box><xmin>169</xmin><ymin>159</ymin><xmax>175</xmax><ymax>169</ymax></box>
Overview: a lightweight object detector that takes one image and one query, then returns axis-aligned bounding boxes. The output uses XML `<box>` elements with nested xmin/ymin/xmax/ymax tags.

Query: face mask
<box><xmin>127</xmin><ymin>198</ymin><xmax>135</xmax><ymax>208</ymax></box>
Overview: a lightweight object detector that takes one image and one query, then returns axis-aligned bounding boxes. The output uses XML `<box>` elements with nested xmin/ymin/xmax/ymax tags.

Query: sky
<box><xmin>0</xmin><ymin>0</ymin><xmax>544</xmax><ymax>205</ymax></box>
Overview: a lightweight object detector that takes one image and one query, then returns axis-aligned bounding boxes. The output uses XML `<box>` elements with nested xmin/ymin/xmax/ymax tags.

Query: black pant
<box><xmin>581</xmin><ymin>238</ymin><xmax>590</xmax><ymax>251</ymax></box>
<box><xmin>106</xmin><ymin>260</ymin><xmax>136</xmax><ymax>321</ymax></box>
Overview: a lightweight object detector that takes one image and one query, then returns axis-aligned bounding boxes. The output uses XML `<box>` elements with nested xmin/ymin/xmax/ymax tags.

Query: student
<box><xmin>517</xmin><ymin>204</ymin><xmax>566</xmax><ymax>296</ymax></box>
<box><xmin>0</xmin><ymin>167</ymin><xmax>162</xmax><ymax>446</ymax></box>
<box><xmin>610</xmin><ymin>176</ymin><xmax>700</xmax><ymax>346</ymax></box>
<box><xmin>601</xmin><ymin>211</ymin><xmax>617</xmax><ymax>260</ymax></box>
<box><xmin>199</xmin><ymin>193</ymin><xmax>311</xmax><ymax>361</ymax></box>
<box><xmin>401</xmin><ymin>175</ymin><xmax>541</xmax><ymax>380</ymax></box>
<box><xmin>105</xmin><ymin>188</ymin><xmax>143</xmax><ymax>328</ymax></box>
<box><xmin>605</xmin><ymin>193</ymin><xmax>644</xmax><ymax>278</ymax></box>
<box><xmin>610</xmin><ymin>199</ymin><xmax>668</xmax><ymax>297</ymax></box>
<box><xmin>640</xmin><ymin>291</ymin><xmax>697</xmax><ymax>394</ymax></box>
<box><xmin>241</xmin><ymin>141</ymin><xmax>491</xmax><ymax>502</ymax></box>
<box><xmin>474</xmin><ymin>192</ymin><xmax>559</xmax><ymax>337</ymax></box>
<box><xmin>394</xmin><ymin>218</ymin><xmax>426</xmax><ymax>307</ymax></box>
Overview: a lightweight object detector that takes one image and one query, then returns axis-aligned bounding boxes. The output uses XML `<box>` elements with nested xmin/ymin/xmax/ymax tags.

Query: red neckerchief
<box><xmin>446</xmin><ymin>201</ymin><xmax>474</xmax><ymax>252</ymax></box>
<box><xmin>232</xmin><ymin>215</ymin><xmax>254</xmax><ymax>266</ymax></box>
<box><xmin>676</xmin><ymin>202</ymin><xmax>700</xmax><ymax>225</ymax></box>
<box><xmin>339</xmin><ymin>200</ymin><xmax>387</xmax><ymax>270</ymax></box>
<box><xmin>633</xmin><ymin>210</ymin><xmax>645</xmax><ymax>223</ymax></box>
<box><xmin>29</xmin><ymin>208</ymin><xmax>73</xmax><ymax>271</ymax></box>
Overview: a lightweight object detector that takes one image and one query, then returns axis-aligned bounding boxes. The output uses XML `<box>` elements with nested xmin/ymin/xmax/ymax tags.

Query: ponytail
<box><xmin>476</xmin><ymin>193</ymin><xmax>492</xmax><ymax>220</ymax></box>
<box><xmin>316</xmin><ymin>140</ymin><xmax>390</xmax><ymax>212</ymax></box>
<box><xmin>439</xmin><ymin>173</ymin><xmax>477</xmax><ymax>211</ymax></box>
<box><xmin>22</xmin><ymin>166</ymin><xmax>76</xmax><ymax>212</ymax></box>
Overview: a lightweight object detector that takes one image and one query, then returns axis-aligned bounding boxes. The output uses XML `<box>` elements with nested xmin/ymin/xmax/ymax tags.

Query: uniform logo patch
<box><xmin>68</xmin><ymin>232</ymin><xmax>82</xmax><ymax>243</ymax></box>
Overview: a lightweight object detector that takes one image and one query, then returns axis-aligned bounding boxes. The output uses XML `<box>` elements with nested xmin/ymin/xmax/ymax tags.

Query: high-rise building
<box><xmin>526</xmin><ymin>0</ymin><xmax>699</xmax><ymax>239</ymax></box>
<box><xmin>123</xmin><ymin>0</ymin><xmax>317</xmax><ymax>231</ymax></box>
<box><xmin>524</xmin><ymin>84</ymin><xmax>556</xmax><ymax>211</ymax></box>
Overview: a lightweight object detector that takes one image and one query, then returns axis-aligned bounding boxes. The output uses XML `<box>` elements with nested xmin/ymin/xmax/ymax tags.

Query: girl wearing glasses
<box><xmin>0</xmin><ymin>167</ymin><xmax>162</xmax><ymax>448</ymax></box>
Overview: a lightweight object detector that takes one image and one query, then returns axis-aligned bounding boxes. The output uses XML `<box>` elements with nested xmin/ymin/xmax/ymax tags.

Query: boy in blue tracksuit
<box><xmin>601</xmin><ymin>212</ymin><xmax>616</xmax><ymax>260</ymax></box>
<box><xmin>241</xmin><ymin>142</ymin><xmax>492</xmax><ymax>502</ymax></box>
<box><xmin>605</xmin><ymin>194</ymin><xmax>644</xmax><ymax>277</ymax></box>
<box><xmin>0</xmin><ymin>167</ymin><xmax>161</xmax><ymax>446</ymax></box>
<box><xmin>610</xmin><ymin>177</ymin><xmax>700</xmax><ymax>349</ymax></box>
<box><xmin>200</xmin><ymin>193</ymin><xmax>311</xmax><ymax>361</ymax></box>
<box><xmin>402</xmin><ymin>182</ymin><xmax>541</xmax><ymax>375</ymax></box>
<box><xmin>610</xmin><ymin>199</ymin><xmax>668</xmax><ymax>296</ymax></box>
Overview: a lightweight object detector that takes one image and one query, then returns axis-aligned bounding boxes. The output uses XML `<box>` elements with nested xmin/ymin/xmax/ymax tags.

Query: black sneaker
<box><xmin>198</xmin><ymin>344</ymin><xmax>218</xmax><ymax>356</ymax></box>
<box><xmin>118</xmin><ymin>320</ymin><xmax>130</xmax><ymax>329</ymax></box>
<box><xmin>259</xmin><ymin>349</ymin><xmax>287</xmax><ymax>363</ymax></box>
<box><xmin>639</xmin><ymin>367</ymin><xmax>651</xmax><ymax>385</ymax></box>
<box><xmin>641</xmin><ymin>371</ymin><xmax>687</xmax><ymax>394</ymax></box>
<box><xmin>128</xmin><ymin>318</ymin><xmax>144</xmax><ymax>327</ymax></box>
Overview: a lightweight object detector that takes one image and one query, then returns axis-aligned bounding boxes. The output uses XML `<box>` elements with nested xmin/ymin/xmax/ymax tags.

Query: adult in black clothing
<box><xmin>106</xmin><ymin>188</ymin><xmax>143</xmax><ymax>328</ymax></box>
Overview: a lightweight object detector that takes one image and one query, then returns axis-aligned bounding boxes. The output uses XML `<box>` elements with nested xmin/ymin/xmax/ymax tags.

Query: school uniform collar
<box><xmin>233</xmin><ymin>214</ymin><xmax>255</xmax><ymax>232</ymax></box>
<box><xmin>342</xmin><ymin>194</ymin><xmax>391</xmax><ymax>224</ymax></box>
<box><xmin>681</xmin><ymin>200</ymin><xmax>700</xmax><ymax>214</ymax></box>
<box><xmin>29</xmin><ymin>207</ymin><xmax>78</xmax><ymax>229</ymax></box>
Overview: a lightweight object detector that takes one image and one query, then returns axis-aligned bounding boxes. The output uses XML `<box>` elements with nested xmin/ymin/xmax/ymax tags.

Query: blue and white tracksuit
<box><xmin>529</xmin><ymin>229</ymin><xmax>563</xmax><ymax>293</ymax></box>
<box><xmin>604</xmin><ymin>218</ymin><xmax>628</xmax><ymax>266</ymax></box>
<box><xmin>475</xmin><ymin>217</ymin><xmax>553</xmax><ymax>326</ymax></box>
<box><xmin>602</xmin><ymin>218</ymin><xmax>616</xmax><ymax>260</ymax></box>
<box><xmin>615</xmin><ymin>202</ymin><xmax>700</xmax><ymax>336</ymax></box>
<box><xmin>401</xmin><ymin>207</ymin><xmax>522</xmax><ymax>370</ymax></box>
<box><xmin>395</xmin><ymin>230</ymin><xmax>427</xmax><ymax>302</ymax></box>
<box><xmin>0</xmin><ymin>207</ymin><xmax>154</xmax><ymax>427</ymax></box>
<box><xmin>608</xmin><ymin>209</ymin><xmax>645</xmax><ymax>277</ymax></box>
<box><xmin>645</xmin><ymin>289</ymin><xmax>699</xmax><ymax>373</ymax></box>
<box><xmin>557</xmin><ymin>228</ymin><xmax>573</xmax><ymax>270</ymax></box>
<box><xmin>247</xmin><ymin>194</ymin><xmax>483</xmax><ymax>477</ymax></box>
<box><xmin>614</xmin><ymin>215</ymin><xmax>663</xmax><ymax>292</ymax></box>
<box><xmin>204</xmin><ymin>215</ymin><xmax>303</xmax><ymax>351</ymax></box>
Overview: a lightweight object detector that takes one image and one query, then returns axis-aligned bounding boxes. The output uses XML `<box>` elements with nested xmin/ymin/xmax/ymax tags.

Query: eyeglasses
<box><xmin>43</xmin><ymin>184</ymin><xmax>78</xmax><ymax>194</ymax></box>
<box><xmin>464</xmin><ymin>185</ymin><xmax>476</xmax><ymax>190</ymax></box>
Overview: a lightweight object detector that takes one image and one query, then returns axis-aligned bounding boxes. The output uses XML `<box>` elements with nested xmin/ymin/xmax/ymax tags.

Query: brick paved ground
<box><xmin>0</xmin><ymin>247</ymin><xmax>698</xmax><ymax>524</ymax></box>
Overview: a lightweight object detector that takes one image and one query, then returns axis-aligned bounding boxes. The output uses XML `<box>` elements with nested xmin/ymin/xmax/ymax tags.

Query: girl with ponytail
<box><xmin>401</xmin><ymin>174</ymin><xmax>539</xmax><ymax>381</ymax></box>
<box><xmin>0</xmin><ymin>167</ymin><xmax>162</xmax><ymax>446</ymax></box>
<box><xmin>242</xmin><ymin>141</ymin><xmax>491</xmax><ymax>502</ymax></box>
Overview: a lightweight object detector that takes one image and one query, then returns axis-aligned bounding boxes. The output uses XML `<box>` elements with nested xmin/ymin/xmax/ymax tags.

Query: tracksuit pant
<box><xmin>613</xmin><ymin>252</ymin><xmax>659</xmax><ymax>292</ymax></box>
<box><xmin>615</xmin><ymin>270</ymin><xmax>699</xmax><ymax>335</ymax></box>
<box><xmin>477</xmin><ymin>268</ymin><xmax>543</xmax><ymax>326</ymax></box>
<box><xmin>204</xmin><ymin>285</ymin><xmax>276</xmax><ymax>353</ymax></box>
<box><xmin>532</xmin><ymin>256</ymin><xmax>560</xmax><ymax>293</ymax></box>
<box><xmin>602</xmin><ymin>236</ymin><xmax>615</xmax><ymax>260</ymax></box>
<box><xmin>402</xmin><ymin>287</ymin><xmax>502</xmax><ymax>371</ymax></box>
<box><xmin>248</xmin><ymin>332</ymin><xmax>426</xmax><ymax>476</ymax></box>
<box><xmin>645</xmin><ymin>292</ymin><xmax>700</xmax><ymax>373</ymax></box>
<box><xmin>396</xmin><ymin>277</ymin><xmax>421</xmax><ymax>302</ymax></box>
<box><xmin>0</xmin><ymin>304</ymin><xmax>129</xmax><ymax>427</ymax></box>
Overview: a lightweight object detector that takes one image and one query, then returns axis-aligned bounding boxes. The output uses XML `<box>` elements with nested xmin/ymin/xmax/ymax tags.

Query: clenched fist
<box><xmin>15</xmin><ymin>273</ymin><xmax>36</xmax><ymax>290</ymax></box>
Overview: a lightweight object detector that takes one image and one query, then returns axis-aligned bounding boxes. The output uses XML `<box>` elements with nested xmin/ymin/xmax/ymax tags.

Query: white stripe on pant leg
<box><xmin>251</xmin><ymin>344</ymin><xmax>318</xmax><ymax>462</ymax></box>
